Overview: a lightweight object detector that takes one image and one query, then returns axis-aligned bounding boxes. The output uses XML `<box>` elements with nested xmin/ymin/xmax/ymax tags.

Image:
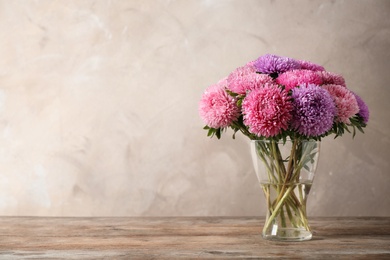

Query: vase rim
<box><xmin>250</xmin><ymin>139</ymin><xmax>319</xmax><ymax>144</ymax></box>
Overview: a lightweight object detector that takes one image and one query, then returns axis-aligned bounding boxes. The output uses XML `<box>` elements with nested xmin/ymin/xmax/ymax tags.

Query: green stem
<box><xmin>262</xmin><ymin>140</ymin><xmax>315</xmax><ymax>233</ymax></box>
<box><xmin>255</xmin><ymin>143</ymin><xmax>278</xmax><ymax>183</ymax></box>
<box><xmin>263</xmin><ymin>185</ymin><xmax>295</xmax><ymax>233</ymax></box>
<box><xmin>273</xmin><ymin>139</ymin><xmax>299</xmax><ymax>208</ymax></box>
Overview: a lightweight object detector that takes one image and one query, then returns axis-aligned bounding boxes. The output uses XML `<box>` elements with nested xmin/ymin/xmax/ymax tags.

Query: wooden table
<box><xmin>0</xmin><ymin>217</ymin><xmax>389</xmax><ymax>259</ymax></box>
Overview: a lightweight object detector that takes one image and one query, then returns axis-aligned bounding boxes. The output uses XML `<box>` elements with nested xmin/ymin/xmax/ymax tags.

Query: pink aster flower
<box><xmin>318</xmin><ymin>71</ymin><xmax>346</xmax><ymax>87</ymax></box>
<box><xmin>298</xmin><ymin>60</ymin><xmax>325</xmax><ymax>71</ymax></box>
<box><xmin>254</xmin><ymin>54</ymin><xmax>301</xmax><ymax>74</ymax></box>
<box><xmin>230</xmin><ymin>64</ymin><xmax>256</xmax><ymax>77</ymax></box>
<box><xmin>353</xmin><ymin>92</ymin><xmax>369</xmax><ymax>124</ymax></box>
<box><xmin>245</xmin><ymin>60</ymin><xmax>257</xmax><ymax>68</ymax></box>
<box><xmin>276</xmin><ymin>69</ymin><xmax>323</xmax><ymax>91</ymax></box>
<box><xmin>322</xmin><ymin>84</ymin><xmax>359</xmax><ymax>124</ymax></box>
<box><xmin>242</xmin><ymin>84</ymin><xmax>293</xmax><ymax>137</ymax></box>
<box><xmin>199</xmin><ymin>80</ymin><xmax>240</xmax><ymax>128</ymax></box>
<box><xmin>227</xmin><ymin>70</ymin><xmax>274</xmax><ymax>95</ymax></box>
<box><xmin>291</xmin><ymin>84</ymin><xmax>336</xmax><ymax>137</ymax></box>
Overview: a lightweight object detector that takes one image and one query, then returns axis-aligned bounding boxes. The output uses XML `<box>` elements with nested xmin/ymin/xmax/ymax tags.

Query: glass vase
<box><xmin>251</xmin><ymin>139</ymin><xmax>320</xmax><ymax>241</ymax></box>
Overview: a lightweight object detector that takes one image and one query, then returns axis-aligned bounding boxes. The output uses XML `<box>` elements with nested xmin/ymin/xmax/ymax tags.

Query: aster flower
<box><xmin>318</xmin><ymin>71</ymin><xmax>346</xmax><ymax>87</ymax></box>
<box><xmin>291</xmin><ymin>84</ymin><xmax>336</xmax><ymax>137</ymax></box>
<box><xmin>229</xmin><ymin>64</ymin><xmax>256</xmax><ymax>78</ymax></box>
<box><xmin>276</xmin><ymin>69</ymin><xmax>323</xmax><ymax>92</ymax></box>
<box><xmin>298</xmin><ymin>60</ymin><xmax>325</xmax><ymax>71</ymax></box>
<box><xmin>242</xmin><ymin>84</ymin><xmax>293</xmax><ymax>137</ymax></box>
<box><xmin>322</xmin><ymin>84</ymin><xmax>359</xmax><ymax>124</ymax></box>
<box><xmin>245</xmin><ymin>60</ymin><xmax>257</xmax><ymax>68</ymax></box>
<box><xmin>254</xmin><ymin>54</ymin><xmax>301</xmax><ymax>75</ymax></box>
<box><xmin>227</xmin><ymin>68</ymin><xmax>274</xmax><ymax>95</ymax></box>
<box><xmin>199</xmin><ymin>80</ymin><xmax>240</xmax><ymax>129</ymax></box>
<box><xmin>353</xmin><ymin>92</ymin><xmax>370</xmax><ymax>124</ymax></box>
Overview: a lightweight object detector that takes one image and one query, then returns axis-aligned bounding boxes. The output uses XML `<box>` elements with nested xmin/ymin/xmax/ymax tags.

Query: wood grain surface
<box><xmin>0</xmin><ymin>217</ymin><xmax>389</xmax><ymax>259</ymax></box>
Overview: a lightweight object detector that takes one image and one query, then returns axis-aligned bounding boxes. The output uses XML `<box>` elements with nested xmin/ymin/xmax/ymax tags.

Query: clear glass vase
<box><xmin>251</xmin><ymin>139</ymin><xmax>320</xmax><ymax>241</ymax></box>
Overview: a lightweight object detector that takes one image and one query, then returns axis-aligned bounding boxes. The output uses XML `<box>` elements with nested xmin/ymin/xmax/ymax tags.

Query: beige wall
<box><xmin>0</xmin><ymin>0</ymin><xmax>389</xmax><ymax>217</ymax></box>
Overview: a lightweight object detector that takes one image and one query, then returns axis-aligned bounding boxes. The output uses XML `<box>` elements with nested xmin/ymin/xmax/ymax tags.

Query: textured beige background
<box><xmin>0</xmin><ymin>0</ymin><xmax>389</xmax><ymax>217</ymax></box>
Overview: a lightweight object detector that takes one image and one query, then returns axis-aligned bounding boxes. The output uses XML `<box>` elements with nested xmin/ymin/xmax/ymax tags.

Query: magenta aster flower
<box><xmin>291</xmin><ymin>84</ymin><xmax>336</xmax><ymax>137</ymax></box>
<box><xmin>322</xmin><ymin>84</ymin><xmax>359</xmax><ymax>124</ymax></box>
<box><xmin>199</xmin><ymin>81</ymin><xmax>240</xmax><ymax>128</ymax></box>
<box><xmin>254</xmin><ymin>54</ymin><xmax>301</xmax><ymax>74</ymax></box>
<box><xmin>276</xmin><ymin>69</ymin><xmax>323</xmax><ymax>91</ymax></box>
<box><xmin>298</xmin><ymin>60</ymin><xmax>325</xmax><ymax>71</ymax></box>
<box><xmin>242</xmin><ymin>84</ymin><xmax>293</xmax><ymax>137</ymax></box>
<box><xmin>318</xmin><ymin>71</ymin><xmax>346</xmax><ymax>87</ymax></box>
<box><xmin>227</xmin><ymin>68</ymin><xmax>273</xmax><ymax>95</ymax></box>
<box><xmin>352</xmin><ymin>92</ymin><xmax>369</xmax><ymax>124</ymax></box>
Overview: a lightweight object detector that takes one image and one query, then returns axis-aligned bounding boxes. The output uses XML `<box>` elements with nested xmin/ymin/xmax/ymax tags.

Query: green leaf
<box><xmin>203</xmin><ymin>125</ymin><xmax>223</xmax><ymax>139</ymax></box>
<box><xmin>225</xmin><ymin>89</ymin><xmax>239</xmax><ymax>97</ymax></box>
<box><xmin>215</xmin><ymin>128</ymin><xmax>221</xmax><ymax>139</ymax></box>
<box><xmin>206</xmin><ymin>127</ymin><xmax>215</xmax><ymax>137</ymax></box>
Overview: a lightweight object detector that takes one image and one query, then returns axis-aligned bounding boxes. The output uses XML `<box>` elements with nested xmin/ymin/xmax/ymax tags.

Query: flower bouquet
<box><xmin>199</xmin><ymin>54</ymin><xmax>369</xmax><ymax>241</ymax></box>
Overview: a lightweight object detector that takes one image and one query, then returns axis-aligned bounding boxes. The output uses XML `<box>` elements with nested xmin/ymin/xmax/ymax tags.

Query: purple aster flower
<box><xmin>352</xmin><ymin>92</ymin><xmax>370</xmax><ymax>124</ymax></box>
<box><xmin>254</xmin><ymin>54</ymin><xmax>301</xmax><ymax>74</ymax></box>
<box><xmin>291</xmin><ymin>84</ymin><xmax>336</xmax><ymax>137</ymax></box>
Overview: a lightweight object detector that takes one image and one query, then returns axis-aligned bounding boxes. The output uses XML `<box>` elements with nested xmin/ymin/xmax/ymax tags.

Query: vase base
<box><xmin>262</xmin><ymin>228</ymin><xmax>312</xmax><ymax>242</ymax></box>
